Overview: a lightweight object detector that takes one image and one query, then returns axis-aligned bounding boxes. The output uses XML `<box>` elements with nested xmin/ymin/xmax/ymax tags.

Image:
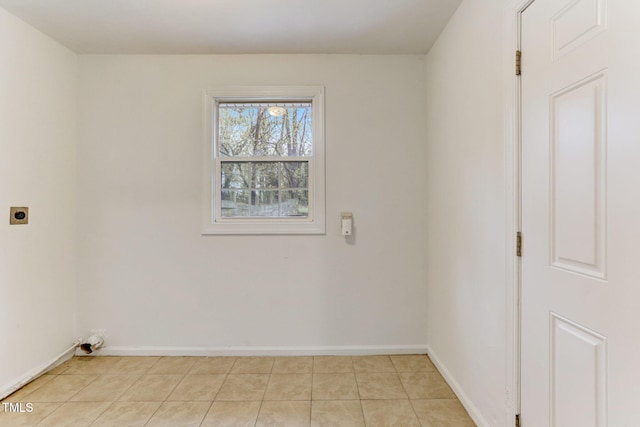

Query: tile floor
<box><xmin>0</xmin><ymin>355</ymin><xmax>475</xmax><ymax>426</ymax></box>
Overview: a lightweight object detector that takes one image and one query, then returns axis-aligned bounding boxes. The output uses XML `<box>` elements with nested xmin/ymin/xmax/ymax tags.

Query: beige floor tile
<box><xmin>355</xmin><ymin>373</ymin><xmax>408</xmax><ymax>399</ymax></box>
<box><xmin>352</xmin><ymin>355</ymin><xmax>396</xmax><ymax>373</ymax></box>
<box><xmin>1</xmin><ymin>355</ymin><xmax>473</xmax><ymax>426</ymax></box>
<box><xmin>399</xmin><ymin>372</ymin><xmax>456</xmax><ymax>399</ymax></box>
<box><xmin>311</xmin><ymin>400</ymin><xmax>365</xmax><ymax>427</ymax></box>
<box><xmin>312</xmin><ymin>373</ymin><xmax>359</xmax><ymax>400</ymax></box>
<box><xmin>37</xmin><ymin>401</ymin><xmax>111</xmax><ymax>427</ymax></box>
<box><xmin>411</xmin><ymin>399</ymin><xmax>476</xmax><ymax>426</ymax></box>
<box><xmin>230</xmin><ymin>357</ymin><xmax>275</xmax><ymax>374</ymax></box>
<box><xmin>118</xmin><ymin>375</ymin><xmax>183</xmax><ymax>401</ymax></box>
<box><xmin>145</xmin><ymin>401</ymin><xmax>211</xmax><ymax>427</ymax></box>
<box><xmin>313</xmin><ymin>356</ymin><xmax>353</xmax><ymax>373</ymax></box>
<box><xmin>147</xmin><ymin>356</ymin><xmax>199</xmax><ymax>375</ymax></box>
<box><xmin>256</xmin><ymin>400</ymin><xmax>311</xmax><ymax>427</ymax></box>
<box><xmin>167</xmin><ymin>374</ymin><xmax>226</xmax><ymax>401</ymax></box>
<box><xmin>200</xmin><ymin>401</ymin><xmax>261</xmax><ymax>427</ymax></box>
<box><xmin>361</xmin><ymin>399</ymin><xmax>420</xmax><ymax>427</ymax></box>
<box><xmin>272</xmin><ymin>357</ymin><xmax>313</xmax><ymax>374</ymax></box>
<box><xmin>90</xmin><ymin>401</ymin><xmax>161</xmax><ymax>427</ymax></box>
<box><xmin>390</xmin><ymin>354</ymin><xmax>437</xmax><ymax>373</ymax></box>
<box><xmin>3</xmin><ymin>375</ymin><xmax>56</xmax><ymax>401</ymax></box>
<box><xmin>62</xmin><ymin>357</ymin><xmax>123</xmax><ymax>375</ymax></box>
<box><xmin>0</xmin><ymin>402</ymin><xmax>60</xmax><ymax>426</ymax></box>
<box><xmin>264</xmin><ymin>374</ymin><xmax>312</xmax><ymax>400</ymax></box>
<box><xmin>48</xmin><ymin>359</ymin><xmax>74</xmax><ymax>375</ymax></box>
<box><xmin>189</xmin><ymin>357</ymin><xmax>236</xmax><ymax>374</ymax></box>
<box><xmin>216</xmin><ymin>374</ymin><xmax>269</xmax><ymax>401</ymax></box>
<box><xmin>110</xmin><ymin>357</ymin><xmax>161</xmax><ymax>375</ymax></box>
<box><xmin>70</xmin><ymin>375</ymin><xmax>140</xmax><ymax>401</ymax></box>
<box><xmin>24</xmin><ymin>375</ymin><xmax>96</xmax><ymax>402</ymax></box>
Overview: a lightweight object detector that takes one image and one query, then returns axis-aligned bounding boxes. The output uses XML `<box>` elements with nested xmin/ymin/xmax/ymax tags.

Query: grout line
<box><xmin>355</xmin><ymin>359</ymin><xmax>367</xmax><ymax>424</ymax></box>
<box><xmin>142</xmin><ymin>371</ymin><xmax>187</xmax><ymax>427</ymax></box>
<box><xmin>141</xmin><ymin>356</ymin><xmax>161</xmax><ymax>375</ymax></box>
<box><xmin>228</xmin><ymin>356</ymin><xmax>240</xmax><ymax>374</ymax></box>
<box><xmin>199</xmin><ymin>399</ymin><xmax>216</xmax><ymax>427</ymax></box>
<box><xmin>263</xmin><ymin>370</ymin><xmax>274</xmax><ymax>402</ymax></box>
<box><xmin>5</xmin><ymin>373</ymin><xmax>57</xmax><ymax>402</ymax></box>
<box><xmin>83</xmin><ymin>401</ymin><xmax>112</xmax><ymax>427</ymax></box>
<box><xmin>199</xmin><ymin>356</ymin><xmax>236</xmax><ymax>426</ymax></box>
<box><xmin>350</xmin><ymin>356</ymin><xmax>363</xmax><ymax>402</ymax></box>
<box><xmin>395</xmin><ymin>367</ymin><xmax>410</xmax><ymax>399</ymax></box>
<box><xmin>310</xmin><ymin>357</ymin><xmax>315</xmax><ymax>402</ymax></box>
<box><xmin>87</xmin><ymin>401</ymin><xmax>116</xmax><ymax>426</ymax></box>
<box><xmin>143</xmin><ymin>403</ymin><xmax>161</xmax><ymax>427</ymax></box>
<box><xmin>396</xmin><ymin>369</ymin><xmax>423</xmax><ymax>424</ymax></box>
<box><xmin>254</xmin><ymin>399</ymin><xmax>263</xmax><ymax>427</ymax></box>
<box><xmin>193</xmin><ymin>399</ymin><xmax>212</xmax><ymax>427</ymax></box>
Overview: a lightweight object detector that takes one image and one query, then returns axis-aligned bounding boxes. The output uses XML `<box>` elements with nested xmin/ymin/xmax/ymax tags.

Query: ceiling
<box><xmin>0</xmin><ymin>0</ymin><xmax>462</xmax><ymax>54</ymax></box>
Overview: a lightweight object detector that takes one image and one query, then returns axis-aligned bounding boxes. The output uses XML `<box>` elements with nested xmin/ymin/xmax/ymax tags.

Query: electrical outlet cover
<box><xmin>10</xmin><ymin>207</ymin><xmax>28</xmax><ymax>225</ymax></box>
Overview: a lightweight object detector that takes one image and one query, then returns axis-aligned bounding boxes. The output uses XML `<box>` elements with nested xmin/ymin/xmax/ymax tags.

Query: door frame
<box><xmin>503</xmin><ymin>0</ymin><xmax>535</xmax><ymax>425</ymax></box>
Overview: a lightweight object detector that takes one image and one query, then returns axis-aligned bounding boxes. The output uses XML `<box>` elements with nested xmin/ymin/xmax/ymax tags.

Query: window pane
<box><xmin>218</xmin><ymin>103</ymin><xmax>313</xmax><ymax>157</ymax></box>
<box><xmin>281</xmin><ymin>162</ymin><xmax>308</xmax><ymax>189</ymax></box>
<box><xmin>221</xmin><ymin>161</ymin><xmax>309</xmax><ymax>218</ymax></box>
<box><xmin>218</xmin><ymin>108</ymin><xmax>255</xmax><ymax>157</ymax></box>
<box><xmin>252</xmin><ymin>162</ymin><xmax>279</xmax><ymax>189</ymax></box>
<box><xmin>221</xmin><ymin>162</ymin><xmax>250</xmax><ymax>189</ymax></box>
<box><xmin>221</xmin><ymin>190</ymin><xmax>250</xmax><ymax>217</ymax></box>
<box><xmin>280</xmin><ymin>190</ymin><xmax>308</xmax><ymax>217</ymax></box>
<box><xmin>250</xmin><ymin>190</ymin><xmax>279</xmax><ymax>216</ymax></box>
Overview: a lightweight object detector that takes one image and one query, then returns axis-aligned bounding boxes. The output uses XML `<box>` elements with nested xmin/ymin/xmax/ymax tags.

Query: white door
<box><xmin>521</xmin><ymin>0</ymin><xmax>640</xmax><ymax>425</ymax></box>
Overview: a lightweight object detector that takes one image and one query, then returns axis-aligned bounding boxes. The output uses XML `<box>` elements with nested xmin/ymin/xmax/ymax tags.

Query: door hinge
<box><xmin>515</xmin><ymin>413</ymin><xmax>521</xmax><ymax>427</ymax></box>
<box><xmin>516</xmin><ymin>50</ymin><xmax>522</xmax><ymax>76</ymax></box>
<box><xmin>516</xmin><ymin>232</ymin><xmax>522</xmax><ymax>257</ymax></box>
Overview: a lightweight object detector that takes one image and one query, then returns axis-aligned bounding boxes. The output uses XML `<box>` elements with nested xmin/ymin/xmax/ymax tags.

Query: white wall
<box><xmin>0</xmin><ymin>8</ymin><xmax>78</xmax><ymax>395</ymax></box>
<box><xmin>424</xmin><ymin>0</ymin><xmax>507</xmax><ymax>425</ymax></box>
<box><xmin>76</xmin><ymin>55</ymin><xmax>429</xmax><ymax>353</ymax></box>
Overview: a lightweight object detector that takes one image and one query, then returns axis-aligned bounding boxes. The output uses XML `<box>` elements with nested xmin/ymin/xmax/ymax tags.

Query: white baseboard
<box><xmin>84</xmin><ymin>344</ymin><xmax>429</xmax><ymax>357</ymax></box>
<box><xmin>426</xmin><ymin>345</ymin><xmax>490</xmax><ymax>427</ymax></box>
<box><xmin>1</xmin><ymin>342</ymin><xmax>78</xmax><ymax>401</ymax></box>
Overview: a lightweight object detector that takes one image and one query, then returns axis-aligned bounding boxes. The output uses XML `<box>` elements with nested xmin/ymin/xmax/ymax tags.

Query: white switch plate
<box><xmin>341</xmin><ymin>212</ymin><xmax>353</xmax><ymax>236</ymax></box>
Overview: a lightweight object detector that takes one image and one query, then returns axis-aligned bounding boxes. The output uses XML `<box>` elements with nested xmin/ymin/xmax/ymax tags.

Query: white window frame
<box><xmin>202</xmin><ymin>85</ymin><xmax>325</xmax><ymax>235</ymax></box>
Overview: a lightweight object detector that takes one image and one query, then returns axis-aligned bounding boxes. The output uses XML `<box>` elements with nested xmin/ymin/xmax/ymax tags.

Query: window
<box><xmin>202</xmin><ymin>86</ymin><xmax>325</xmax><ymax>234</ymax></box>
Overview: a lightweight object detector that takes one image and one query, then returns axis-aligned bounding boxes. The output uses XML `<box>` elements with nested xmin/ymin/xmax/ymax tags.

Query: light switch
<box><xmin>10</xmin><ymin>207</ymin><xmax>28</xmax><ymax>225</ymax></box>
<box><xmin>341</xmin><ymin>212</ymin><xmax>353</xmax><ymax>236</ymax></box>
